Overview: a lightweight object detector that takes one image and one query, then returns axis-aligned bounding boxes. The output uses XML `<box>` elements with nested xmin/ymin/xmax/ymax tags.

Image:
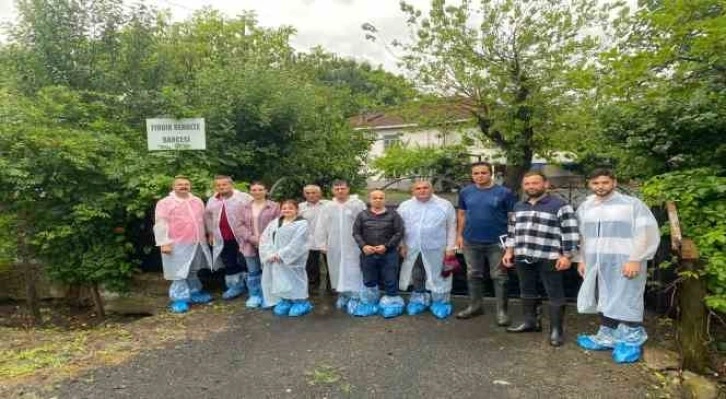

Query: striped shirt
<box><xmin>505</xmin><ymin>194</ymin><xmax>579</xmax><ymax>260</ymax></box>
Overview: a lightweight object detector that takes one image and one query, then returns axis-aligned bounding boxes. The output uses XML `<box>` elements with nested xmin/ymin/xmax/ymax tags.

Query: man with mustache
<box><xmin>503</xmin><ymin>171</ymin><xmax>579</xmax><ymax>346</ymax></box>
<box><xmin>154</xmin><ymin>176</ymin><xmax>213</xmax><ymax>313</ymax></box>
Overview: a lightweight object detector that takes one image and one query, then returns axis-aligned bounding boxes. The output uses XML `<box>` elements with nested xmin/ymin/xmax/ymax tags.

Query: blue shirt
<box><xmin>458</xmin><ymin>184</ymin><xmax>516</xmax><ymax>244</ymax></box>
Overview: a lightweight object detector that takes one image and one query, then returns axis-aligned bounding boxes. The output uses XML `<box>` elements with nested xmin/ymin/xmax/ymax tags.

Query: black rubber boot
<box><xmin>493</xmin><ymin>279</ymin><xmax>511</xmax><ymax>326</ymax></box>
<box><xmin>456</xmin><ymin>278</ymin><xmax>484</xmax><ymax>319</ymax></box>
<box><xmin>549</xmin><ymin>304</ymin><xmax>565</xmax><ymax>346</ymax></box>
<box><xmin>507</xmin><ymin>298</ymin><xmax>542</xmax><ymax>333</ymax></box>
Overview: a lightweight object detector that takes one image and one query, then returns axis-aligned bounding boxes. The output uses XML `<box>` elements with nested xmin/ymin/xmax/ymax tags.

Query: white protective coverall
<box><xmin>154</xmin><ymin>192</ymin><xmax>212</xmax><ymax>301</ymax></box>
<box><xmin>398</xmin><ymin>195</ymin><xmax>457</xmax><ymax>301</ymax></box>
<box><xmin>259</xmin><ymin>217</ymin><xmax>310</xmax><ymax>307</ymax></box>
<box><xmin>576</xmin><ymin>192</ymin><xmax>660</xmax><ymax>322</ymax></box>
<box><xmin>204</xmin><ymin>189</ymin><xmax>252</xmax><ymax>269</ymax></box>
<box><xmin>313</xmin><ymin>197</ymin><xmax>366</xmax><ymax>295</ymax></box>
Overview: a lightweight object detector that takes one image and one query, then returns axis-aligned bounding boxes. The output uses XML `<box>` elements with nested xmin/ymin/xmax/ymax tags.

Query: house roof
<box><xmin>349</xmin><ymin>99</ymin><xmax>476</xmax><ymax>130</ymax></box>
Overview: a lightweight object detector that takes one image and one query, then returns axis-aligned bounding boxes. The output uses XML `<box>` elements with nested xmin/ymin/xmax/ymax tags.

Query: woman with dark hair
<box><xmin>259</xmin><ymin>200</ymin><xmax>313</xmax><ymax>316</ymax></box>
<box><xmin>237</xmin><ymin>181</ymin><xmax>280</xmax><ymax>308</ymax></box>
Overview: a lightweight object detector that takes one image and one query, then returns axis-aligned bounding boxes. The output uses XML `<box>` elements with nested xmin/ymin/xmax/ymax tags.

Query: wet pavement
<box><xmin>56</xmin><ymin>297</ymin><xmax>656</xmax><ymax>399</ymax></box>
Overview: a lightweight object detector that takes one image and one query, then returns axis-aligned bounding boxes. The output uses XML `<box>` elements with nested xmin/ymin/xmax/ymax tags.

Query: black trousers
<box><xmin>514</xmin><ymin>258</ymin><xmax>565</xmax><ymax>306</ymax></box>
<box><xmin>306</xmin><ymin>250</ymin><xmax>330</xmax><ymax>291</ymax></box>
<box><xmin>220</xmin><ymin>239</ymin><xmax>246</xmax><ymax>275</ymax></box>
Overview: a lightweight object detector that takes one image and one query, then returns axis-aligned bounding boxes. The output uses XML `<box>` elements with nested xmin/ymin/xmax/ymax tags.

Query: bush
<box><xmin>642</xmin><ymin>168</ymin><xmax>726</xmax><ymax>312</ymax></box>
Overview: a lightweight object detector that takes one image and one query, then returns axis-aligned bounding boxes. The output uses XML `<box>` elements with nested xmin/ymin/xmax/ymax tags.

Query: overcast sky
<box><xmin>0</xmin><ymin>0</ymin><xmax>431</xmax><ymax>73</ymax></box>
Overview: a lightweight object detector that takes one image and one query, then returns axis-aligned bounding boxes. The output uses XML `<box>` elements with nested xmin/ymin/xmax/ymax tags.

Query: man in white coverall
<box><xmin>314</xmin><ymin>179</ymin><xmax>367</xmax><ymax>313</ymax></box>
<box><xmin>398</xmin><ymin>180</ymin><xmax>457</xmax><ymax>319</ymax></box>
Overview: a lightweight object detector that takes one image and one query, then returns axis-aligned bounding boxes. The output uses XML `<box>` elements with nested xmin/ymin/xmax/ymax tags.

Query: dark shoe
<box><xmin>506</xmin><ymin>298</ymin><xmax>541</xmax><ymax>333</ymax></box>
<box><xmin>493</xmin><ymin>279</ymin><xmax>510</xmax><ymax>326</ymax></box>
<box><xmin>549</xmin><ymin>304</ymin><xmax>565</xmax><ymax>346</ymax></box>
<box><xmin>506</xmin><ymin>320</ymin><xmax>542</xmax><ymax>333</ymax></box>
<box><xmin>457</xmin><ymin>278</ymin><xmax>484</xmax><ymax>319</ymax></box>
<box><xmin>456</xmin><ymin>305</ymin><xmax>484</xmax><ymax>319</ymax></box>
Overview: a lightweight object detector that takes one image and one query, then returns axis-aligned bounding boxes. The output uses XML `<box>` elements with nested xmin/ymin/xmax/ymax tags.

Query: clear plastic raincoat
<box><xmin>205</xmin><ymin>189</ymin><xmax>252</xmax><ymax>269</ymax></box>
<box><xmin>154</xmin><ymin>192</ymin><xmax>212</xmax><ymax>280</ymax></box>
<box><xmin>299</xmin><ymin>199</ymin><xmax>330</xmax><ymax>248</ymax></box>
<box><xmin>398</xmin><ymin>195</ymin><xmax>457</xmax><ymax>296</ymax></box>
<box><xmin>313</xmin><ymin>197</ymin><xmax>367</xmax><ymax>292</ymax></box>
<box><xmin>259</xmin><ymin>217</ymin><xmax>310</xmax><ymax>307</ymax></box>
<box><xmin>576</xmin><ymin>192</ymin><xmax>660</xmax><ymax>322</ymax></box>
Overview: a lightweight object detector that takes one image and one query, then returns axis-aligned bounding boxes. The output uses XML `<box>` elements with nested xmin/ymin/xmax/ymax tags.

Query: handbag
<box><xmin>441</xmin><ymin>254</ymin><xmax>462</xmax><ymax>277</ymax></box>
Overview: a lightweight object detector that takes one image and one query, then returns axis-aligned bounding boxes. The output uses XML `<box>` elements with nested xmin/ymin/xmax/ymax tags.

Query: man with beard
<box><xmin>154</xmin><ymin>176</ymin><xmax>213</xmax><ymax>313</ymax></box>
<box><xmin>503</xmin><ymin>171</ymin><xmax>579</xmax><ymax>346</ymax></box>
<box><xmin>205</xmin><ymin>175</ymin><xmax>252</xmax><ymax>300</ymax></box>
<box><xmin>575</xmin><ymin>169</ymin><xmax>660</xmax><ymax>363</ymax></box>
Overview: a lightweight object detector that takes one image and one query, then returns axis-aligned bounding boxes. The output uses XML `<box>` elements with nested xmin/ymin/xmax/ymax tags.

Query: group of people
<box><xmin>153</xmin><ymin>163</ymin><xmax>660</xmax><ymax>364</ymax></box>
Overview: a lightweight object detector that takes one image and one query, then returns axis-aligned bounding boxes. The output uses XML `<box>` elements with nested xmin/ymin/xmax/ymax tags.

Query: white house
<box><xmin>349</xmin><ymin>103</ymin><xmax>579</xmax><ymax>189</ymax></box>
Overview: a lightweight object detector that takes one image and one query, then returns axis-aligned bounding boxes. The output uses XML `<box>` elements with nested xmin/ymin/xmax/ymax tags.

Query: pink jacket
<box><xmin>237</xmin><ymin>200</ymin><xmax>280</xmax><ymax>257</ymax></box>
<box><xmin>154</xmin><ymin>193</ymin><xmax>207</xmax><ymax>245</ymax></box>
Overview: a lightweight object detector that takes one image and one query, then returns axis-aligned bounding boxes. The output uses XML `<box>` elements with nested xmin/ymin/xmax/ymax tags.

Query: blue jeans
<box><xmin>245</xmin><ymin>255</ymin><xmax>262</xmax><ymax>296</ymax></box>
<box><xmin>360</xmin><ymin>249</ymin><xmax>399</xmax><ymax>296</ymax></box>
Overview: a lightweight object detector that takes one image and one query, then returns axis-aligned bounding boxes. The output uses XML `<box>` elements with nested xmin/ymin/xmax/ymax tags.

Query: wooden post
<box><xmin>667</xmin><ymin>201</ymin><xmax>709</xmax><ymax>373</ymax></box>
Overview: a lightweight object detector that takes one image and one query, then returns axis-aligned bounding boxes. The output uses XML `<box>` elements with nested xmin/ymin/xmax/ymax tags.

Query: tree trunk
<box><xmin>504</xmin><ymin>146</ymin><xmax>533</xmax><ymax>195</ymax></box>
<box><xmin>90</xmin><ymin>283</ymin><xmax>106</xmax><ymax>319</ymax></box>
<box><xmin>677</xmin><ymin>239</ymin><xmax>709</xmax><ymax>373</ymax></box>
<box><xmin>18</xmin><ymin>216</ymin><xmax>41</xmax><ymax>325</ymax></box>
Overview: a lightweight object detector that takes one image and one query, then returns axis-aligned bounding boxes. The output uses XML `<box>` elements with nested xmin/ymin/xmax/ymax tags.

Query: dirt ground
<box><xmin>1</xmin><ymin>295</ymin><xmax>689</xmax><ymax>399</ymax></box>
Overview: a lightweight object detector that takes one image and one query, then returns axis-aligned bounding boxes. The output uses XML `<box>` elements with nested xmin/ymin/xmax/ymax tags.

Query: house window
<box><xmin>382</xmin><ymin>133</ymin><xmax>401</xmax><ymax>150</ymax></box>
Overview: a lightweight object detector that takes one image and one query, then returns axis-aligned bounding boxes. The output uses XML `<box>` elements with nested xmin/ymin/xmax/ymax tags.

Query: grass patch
<box><xmin>306</xmin><ymin>364</ymin><xmax>342</xmax><ymax>386</ymax></box>
<box><xmin>0</xmin><ymin>331</ymin><xmax>88</xmax><ymax>378</ymax></box>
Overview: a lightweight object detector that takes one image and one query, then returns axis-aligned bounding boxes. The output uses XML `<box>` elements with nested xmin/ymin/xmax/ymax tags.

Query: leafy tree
<box><xmin>0</xmin><ymin>0</ymin><xmax>380</xmax><ymax>318</ymax></box>
<box><xmin>570</xmin><ymin>0</ymin><xmax>725</xmax><ymax>179</ymax></box>
<box><xmin>0</xmin><ymin>87</ymin><xmax>140</xmax><ymax>318</ymax></box>
<box><xmin>376</xmin><ymin>0</ymin><xmax>621</xmax><ymax>188</ymax></box>
<box><xmin>293</xmin><ymin>47</ymin><xmax>418</xmax><ymax>116</ymax></box>
<box><xmin>371</xmin><ymin>144</ymin><xmax>470</xmax><ymax>189</ymax></box>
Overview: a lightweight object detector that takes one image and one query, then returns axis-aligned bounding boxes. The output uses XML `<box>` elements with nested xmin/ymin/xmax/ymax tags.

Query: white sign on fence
<box><xmin>146</xmin><ymin>118</ymin><xmax>206</xmax><ymax>151</ymax></box>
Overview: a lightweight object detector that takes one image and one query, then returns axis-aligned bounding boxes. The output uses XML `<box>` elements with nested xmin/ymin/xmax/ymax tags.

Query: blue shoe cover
<box><xmin>190</xmin><ymin>291</ymin><xmax>213</xmax><ymax>304</ymax></box>
<box><xmin>222</xmin><ymin>286</ymin><xmax>246</xmax><ymax>300</ymax></box>
<box><xmin>406</xmin><ymin>301</ymin><xmax>427</xmax><ymax>316</ymax></box>
<box><xmin>430</xmin><ymin>301</ymin><xmax>452</xmax><ymax>319</ymax></box>
<box><xmin>246</xmin><ymin>295</ymin><xmax>263</xmax><ymax>308</ymax></box>
<box><xmin>612</xmin><ymin>343</ymin><xmax>642</xmax><ymax>363</ymax></box>
<box><xmin>379</xmin><ymin>296</ymin><xmax>404</xmax><ymax>319</ymax></box>
<box><xmin>353</xmin><ymin>302</ymin><xmax>379</xmax><ymax>317</ymax></box>
<box><xmin>407</xmin><ymin>292</ymin><xmax>429</xmax><ymax>316</ymax></box>
<box><xmin>169</xmin><ymin>300</ymin><xmax>189</xmax><ymax>313</ymax></box>
<box><xmin>289</xmin><ymin>301</ymin><xmax>313</xmax><ymax>317</ymax></box>
<box><xmin>335</xmin><ymin>295</ymin><xmax>350</xmax><ymax>310</ymax></box>
<box><xmin>273</xmin><ymin>299</ymin><xmax>293</xmax><ymax>316</ymax></box>
<box><xmin>346</xmin><ymin>297</ymin><xmax>361</xmax><ymax>315</ymax></box>
<box><xmin>577</xmin><ymin>334</ymin><xmax>610</xmax><ymax>351</ymax></box>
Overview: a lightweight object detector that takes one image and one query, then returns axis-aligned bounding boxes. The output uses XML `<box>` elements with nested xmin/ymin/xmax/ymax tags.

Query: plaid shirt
<box><xmin>505</xmin><ymin>194</ymin><xmax>579</xmax><ymax>260</ymax></box>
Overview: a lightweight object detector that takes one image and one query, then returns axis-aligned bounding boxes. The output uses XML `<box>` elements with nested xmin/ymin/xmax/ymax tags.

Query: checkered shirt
<box><xmin>505</xmin><ymin>194</ymin><xmax>579</xmax><ymax>260</ymax></box>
